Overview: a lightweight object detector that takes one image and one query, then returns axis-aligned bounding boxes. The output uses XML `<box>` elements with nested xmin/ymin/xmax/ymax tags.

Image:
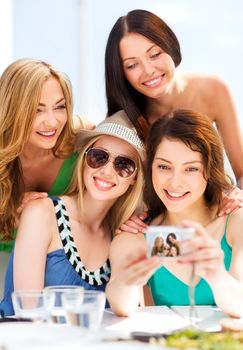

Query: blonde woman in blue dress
<box><xmin>0</xmin><ymin>110</ymin><xmax>159</xmax><ymax>316</ymax></box>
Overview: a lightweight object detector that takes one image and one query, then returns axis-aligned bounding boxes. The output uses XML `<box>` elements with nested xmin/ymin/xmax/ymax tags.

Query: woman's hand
<box><xmin>73</xmin><ymin>115</ymin><xmax>95</xmax><ymax>131</ymax></box>
<box><xmin>107</xmin><ymin>234</ymin><xmax>162</xmax><ymax>316</ymax></box>
<box><xmin>218</xmin><ymin>187</ymin><xmax>243</xmax><ymax>216</ymax></box>
<box><xmin>17</xmin><ymin>192</ymin><xmax>48</xmax><ymax>214</ymax></box>
<box><xmin>113</xmin><ymin>246</ymin><xmax>163</xmax><ymax>286</ymax></box>
<box><xmin>179</xmin><ymin>221</ymin><xmax>225</xmax><ymax>281</ymax></box>
<box><xmin>115</xmin><ymin>212</ymin><xmax>148</xmax><ymax>235</ymax></box>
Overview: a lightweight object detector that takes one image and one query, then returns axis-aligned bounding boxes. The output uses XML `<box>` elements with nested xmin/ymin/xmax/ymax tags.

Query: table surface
<box><xmin>0</xmin><ymin>306</ymin><xmax>229</xmax><ymax>350</ymax></box>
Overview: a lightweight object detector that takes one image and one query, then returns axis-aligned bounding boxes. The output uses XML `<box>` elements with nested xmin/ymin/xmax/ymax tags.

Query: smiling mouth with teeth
<box><xmin>165</xmin><ymin>190</ymin><xmax>189</xmax><ymax>199</ymax></box>
<box><xmin>37</xmin><ymin>130</ymin><xmax>56</xmax><ymax>137</ymax></box>
<box><xmin>94</xmin><ymin>176</ymin><xmax>115</xmax><ymax>190</ymax></box>
<box><xmin>143</xmin><ymin>74</ymin><xmax>165</xmax><ymax>87</ymax></box>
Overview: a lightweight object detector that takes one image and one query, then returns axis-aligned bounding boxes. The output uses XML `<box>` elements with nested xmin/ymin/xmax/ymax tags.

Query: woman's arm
<box><xmin>106</xmin><ymin>233</ymin><xmax>162</xmax><ymax>316</ymax></box>
<box><xmin>13</xmin><ymin>198</ymin><xmax>54</xmax><ymax>290</ymax></box>
<box><xmin>209</xmin><ymin>77</ymin><xmax>243</xmax><ymax>187</ymax></box>
<box><xmin>180</xmin><ymin>217</ymin><xmax>243</xmax><ymax>317</ymax></box>
<box><xmin>211</xmin><ymin>208</ymin><xmax>243</xmax><ymax>317</ymax></box>
<box><xmin>115</xmin><ymin>212</ymin><xmax>148</xmax><ymax>235</ymax></box>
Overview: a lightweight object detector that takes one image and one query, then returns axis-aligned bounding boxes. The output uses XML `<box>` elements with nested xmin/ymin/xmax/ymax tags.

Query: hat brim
<box><xmin>75</xmin><ymin>122</ymin><xmax>145</xmax><ymax>161</ymax></box>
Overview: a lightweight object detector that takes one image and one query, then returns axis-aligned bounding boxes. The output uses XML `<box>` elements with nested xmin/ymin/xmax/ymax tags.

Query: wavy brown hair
<box><xmin>0</xmin><ymin>58</ymin><xmax>75</xmax><ymax>238</ymax></box>
<box><xmin>105</xmin><ymin>9</ymin><xmax>181</xmax><ymax>141</ymax></box>
<box><xmin>144</xmin><ymin>109</ymin><xmax>232</xmax><ymax>219</ymax></box>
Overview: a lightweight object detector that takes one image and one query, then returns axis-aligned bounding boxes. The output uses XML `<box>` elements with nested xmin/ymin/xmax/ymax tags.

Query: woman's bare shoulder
<box><xmin>226</xmin><ymin>207</ymin><xmax>243</xmax><ymax>245</ymax></box>
<box><xmin>16</xmin><ymin>197</ymin><xmax>56</xmax><ymax>247</ymax></box>
<box><xmin>181</xmin><ymin>72</ymin><xmax>231</xmax><ymax>117</ymax></box>
<box><xmin>228</xmin><ymin>207</ymin><xmax>243</xmax><ymax>224</ymax></box>
<box><xmin>182</xmin><ymin>72</ymin><xmax>228</xmax><ymax>92</ymax></box>
<box><xmin>20</xmin><ymin>197</ymin><xmax>55</xmax><ymax>220</ymax></box>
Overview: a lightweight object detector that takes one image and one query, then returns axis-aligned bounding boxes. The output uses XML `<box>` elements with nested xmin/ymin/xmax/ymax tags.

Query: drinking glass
<box><xmin>12</xmin><ymin>290</ymin><xmax>54</xmax><ymax>323</ymax></box>
<box><xmin>44</xmin><ymin>285</ymin><xmax>84</xmax><ymax>324</ymax></box>
<box><xmin>62</xmin><ymin>290</ymin><xmax>105</xmax><ymax>331</ymax></box>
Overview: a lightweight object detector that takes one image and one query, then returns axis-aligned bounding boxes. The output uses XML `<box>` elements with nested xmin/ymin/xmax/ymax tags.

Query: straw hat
<box><xmin>75</xmin><ymin>110</ymin><xmax>145</xmax><ymax>161</ymax></box>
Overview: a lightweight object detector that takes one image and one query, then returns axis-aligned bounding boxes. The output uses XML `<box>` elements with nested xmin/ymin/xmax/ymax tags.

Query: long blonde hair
<box><xmin>0</xmin><ymin>58</ymin><xmax>75</xmax><ymax>238</ymax></box>
<box><xmin>67</xmin><ymin>136</ymin><xmax>144</xmax><ymax>236</ymax></box>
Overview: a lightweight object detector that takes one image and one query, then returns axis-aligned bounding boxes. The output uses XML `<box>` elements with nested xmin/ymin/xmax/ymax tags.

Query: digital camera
<box><xmin>145</xmin><ymin>226</ymin><xmax>195</xmax><ymax>258</ymax></box>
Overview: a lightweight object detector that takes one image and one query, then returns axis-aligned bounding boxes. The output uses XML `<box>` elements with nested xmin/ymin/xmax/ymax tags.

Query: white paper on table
<box><xmin>102</xmin><ymin>306</ymin><xmax>189</xmax><ymax>334</ymax></box>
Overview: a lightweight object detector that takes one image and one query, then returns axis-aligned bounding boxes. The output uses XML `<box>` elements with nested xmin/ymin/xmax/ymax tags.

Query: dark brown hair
<box><xmin>144</xmin><ymin>109</ymin><xmax>232</xmax><ymax>219</ymax></box>
<box><xmin>105</xmin><ymin>9</ymin><xmax>181</xmax><ymax>141</ymax></box>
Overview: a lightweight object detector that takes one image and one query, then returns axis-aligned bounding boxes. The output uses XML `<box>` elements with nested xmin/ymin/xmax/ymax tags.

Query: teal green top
<box><xmin>148</xmin><ymin>218</ymin><xmax>232</xmax><ymax>306</ymax></box>
<box><xmin>0</xmin><ymin>152</ymin><xmax>78</xmax><ymax>253</ymax></box>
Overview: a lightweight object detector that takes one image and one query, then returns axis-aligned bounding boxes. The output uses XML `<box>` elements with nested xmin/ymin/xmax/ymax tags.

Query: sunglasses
<box><xmin>85</xmin><ymin>148</ymin><xmax>137</xmax><ymax>178</ymax></box>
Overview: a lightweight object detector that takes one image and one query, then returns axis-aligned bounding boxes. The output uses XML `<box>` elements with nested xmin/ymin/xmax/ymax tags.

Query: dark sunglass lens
<box><xmin>86</xmin><ymin>149</ymin><xmax>109</xmax><ymax>168</ymax></box>
<box><xmin>114</xmin><ymin>156</ymin><xmax>136</xmax><ymax>177</ymax></box>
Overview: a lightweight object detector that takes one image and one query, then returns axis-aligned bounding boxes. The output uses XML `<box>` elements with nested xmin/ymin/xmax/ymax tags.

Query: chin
<box><xmin>89</xmin><ymin>190</ymin><xmax>116</xmax><ymax>201</ymax></box>
<box><xmin>163</xmin><ymin>202</ymin><xmax>186</xmax><ymax>213</ymax></box>
<box><xmin>141</xmin><ymin>89</ymin><xmax>164</xmax><ymax>100</ymax></box>
<box><xmin>43</xmin><ymin>140</ymin><xmax>58</xmax><ymax>149</ymax></box>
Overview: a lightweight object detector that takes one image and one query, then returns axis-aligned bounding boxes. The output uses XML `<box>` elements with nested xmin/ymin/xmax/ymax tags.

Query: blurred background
<box><xmin>0</xmin><ymin>0</ymin><xmax>243</xmax><ymax>125</ymax></box>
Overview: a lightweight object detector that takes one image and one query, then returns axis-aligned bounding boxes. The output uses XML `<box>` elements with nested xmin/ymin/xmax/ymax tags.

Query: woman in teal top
<box><xmin>0</xmin><ymin>59</ymin><xmax>84</xmax><ymax>252</ymax></box>
<box><xmin>107</xmin><ymin>109</ymin><xmax>243</xmax><ymax>319</ymax></box>
<box><xmin>148</xmin><ymin>216</ymin><xmax>232</xmax><ymax>306</ymax></box>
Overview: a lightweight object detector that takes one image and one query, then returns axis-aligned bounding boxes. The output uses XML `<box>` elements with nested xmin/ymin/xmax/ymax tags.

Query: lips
<box><xmin>37</xmin><ymin>130</ymin><xmax>56</xmax><ymax>137</ymax></box>
<box><xmin>143</xmin><ymin>74</ymin><xmax>165</xmax><ymax>88</ymax></box>
<box><xmin>94</xmin><ymin>177</ymin><xmax>115</xmax><ymax>191</ymax></box>
<box><xmin>165</xmin><ymin>189</ymin><xmax>189</xmax><ymax>200</ymax></box>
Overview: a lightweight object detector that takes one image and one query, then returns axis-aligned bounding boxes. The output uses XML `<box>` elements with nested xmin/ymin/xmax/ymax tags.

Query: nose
<box><xmin>44</xmin><ymin>110</ymin><xmax>58</xmax><ymax>128</ymax></box>
<box><xmin>142</xmin><ymin>59</ymin><xmax>155</xmax><ymax>76</ymax></box>
<box><xmin>100</xmin><ymin>159</ymin><xmax>115</xmax><ymax>177</ymax></box>
<box><xmin>168</xmin><ymin>170</ymin><xmax>182</xmax><ymax>188</ymax></box>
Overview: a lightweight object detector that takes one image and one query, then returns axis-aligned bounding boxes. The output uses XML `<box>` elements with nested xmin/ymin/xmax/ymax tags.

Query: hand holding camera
<box><xmin>145</xmin><ymin>225</ymin><xmax>195</xmax><ymax>258</ymax></box>
<box><xmin>145</xmin><ymin>222</ymin><xmax>224</xmax><ymax>282</ymax></box>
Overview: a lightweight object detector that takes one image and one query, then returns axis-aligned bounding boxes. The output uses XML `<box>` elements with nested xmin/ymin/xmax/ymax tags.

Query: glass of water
<box><xmin>62</xmin><ymin>290</ymin><xmax>105</xmax><ymax>331</ymax></box>
<box><xmin>11</xmin><ymin>290</ymin><xmax>54</xmax><ymax>323</ymax></box>
<box><xmin>44</xmin><ymin>285</ymin><xmax>84</xmax><ymax>324</ymax></box>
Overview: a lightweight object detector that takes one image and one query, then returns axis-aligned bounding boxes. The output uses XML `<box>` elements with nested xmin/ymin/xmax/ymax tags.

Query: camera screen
<box><xmin>145</xmin><ymin>226</ymin><xmax>195</xmax><ymax>258</ymax></box>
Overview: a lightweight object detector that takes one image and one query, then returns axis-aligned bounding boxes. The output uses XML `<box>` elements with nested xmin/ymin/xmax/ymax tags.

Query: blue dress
<box><xmin>0</xmin><ymin>197</ymin><xmax>111</xmax><ymax>316</ymax></box>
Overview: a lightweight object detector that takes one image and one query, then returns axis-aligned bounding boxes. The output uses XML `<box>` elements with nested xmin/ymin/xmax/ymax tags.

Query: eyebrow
<box><xmin>38</xmin><ymin>97</ymin><xmax>65</xmax><ymax>106</ymax></box>
<box><xmin>155</xmin><ymin>157</ymin><xmax>203</xmax><ymax>165</ymax></box>
<box><xmin>122</xmin><ymin>44</ymin><xmax>158</xmax><ymax>62</ymax></box>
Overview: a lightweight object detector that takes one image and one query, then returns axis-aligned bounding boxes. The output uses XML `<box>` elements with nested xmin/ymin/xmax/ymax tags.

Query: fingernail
<box><xmin>218</xmin><ymin>211</ymin><xmax>223</xmax><ymax>216</ymax></box>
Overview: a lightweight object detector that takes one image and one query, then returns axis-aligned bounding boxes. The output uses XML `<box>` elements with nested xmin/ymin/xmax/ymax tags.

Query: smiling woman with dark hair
<box><xmin>105</xmin><ymin>9</ymin><xmax>243</xmax><ymax>188</ymax></box>
<box><xmin>106</xmin><ymin>109</ymin><xmax>243</xmax><ymax>318</ymax></box>
<box><xmin>166</xmin><ymin>233</ymin><xmax>177</xmax><ymax>246</ymax></box>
